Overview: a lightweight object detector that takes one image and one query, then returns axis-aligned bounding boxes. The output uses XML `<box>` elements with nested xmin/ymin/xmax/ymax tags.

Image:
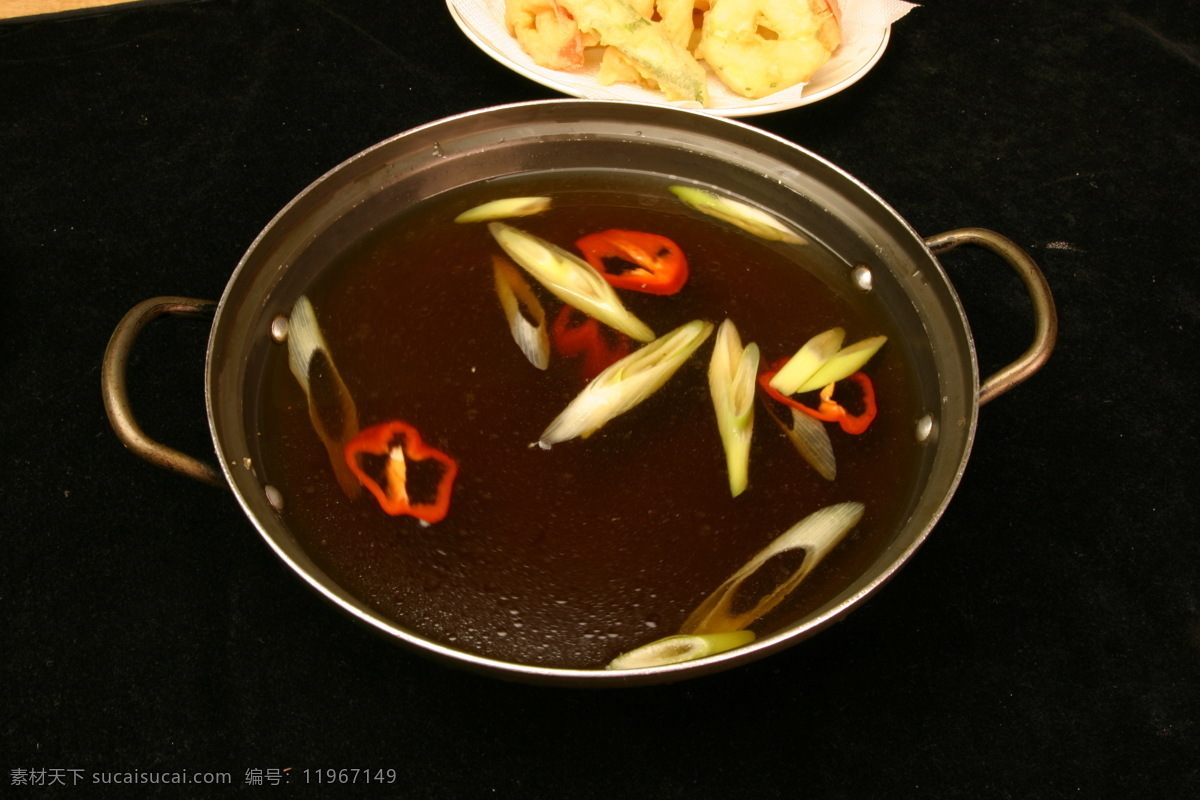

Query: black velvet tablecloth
<box><xmin>3</xmin><ymin>1</ymin><xmax>1197</xmax><ymax>796</ymax></box>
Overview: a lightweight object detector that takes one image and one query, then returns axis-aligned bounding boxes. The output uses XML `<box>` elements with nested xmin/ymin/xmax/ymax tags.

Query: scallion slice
<box><xmin>492</xmin><ymin>255</ymin><xmax>550</xmax><ymax>370</ymax></box>
<box><xmin>607</xmin><ymin>631</ymin><xmax>756</xmax><ymax>670</ymax></box>
<box><xmin>454</xmin><ymin>196</ymin><xmax>551</xmax><ymax>223</ymax></box>
<box><xmin>538</xmin><ymin>319</ymin><xmax>714</xmax><ymax>447</ymax></box>
<box><xmin>794</xmin><ymin>335</ymin><xmax>888</xmax><ymax>394</ymax></box>
<box><xmin>286</xmin><ymin>295</ymin><xmax>361</xmax><ymax>499</ymax></box>
<box><xmin>759</xmin><ymin>390</ymin><xmax>837</xmax><ymax>481</ymax></box>
<box><xmin>669</xmin><ymin>185</ymin><xmax>806</xmax><ymax>244</ymax></box>
<box><xmin>680</xmin><ymin>502</ymin><xmax>865</xmax><ymax>635</ymax></box>
<box><xmin>708</xmin><ymin>319</ymin><xmax>759</xmax><ymax>497</ymax></box>
<box><xmin>784</xmin><ymin>407</ymin><xmax>837</xmax><ymax>481</ymax></box>
<box><xmin>768</xmin><ymin>327</ymin><xmax>845</xmax><ymax>395</ymax></box>
<box><xmin>489</xmin><ymin>222</ymin><xmax>655</xmax><ymax>343</ymax></box>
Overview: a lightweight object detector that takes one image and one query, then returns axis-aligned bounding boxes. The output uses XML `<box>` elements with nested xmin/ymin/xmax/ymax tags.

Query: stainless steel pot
<box><xmin>102</xmin><ymin>100</ymin><xmax>1056</xmax><ymax>686</ymax></box>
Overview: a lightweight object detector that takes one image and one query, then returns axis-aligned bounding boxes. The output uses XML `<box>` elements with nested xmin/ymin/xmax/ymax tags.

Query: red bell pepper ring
<box><xmin>551</xmin><ymin>305</ymin><xmax>631</xmax><ymax>379</ymax></box>
<box><xmin>758</xmin><ymin>364</ymin><xmax>878</xmax><ymax>435</ymax></box>
<box><xmin>575</xmin><ymin>229</ymin><xmax>689</xmax><ymax>295</ymax></box>
<box><xmin>343</xmin><ymin>421</ymin><xmax>458</xmax><ymax>523</ymax></box>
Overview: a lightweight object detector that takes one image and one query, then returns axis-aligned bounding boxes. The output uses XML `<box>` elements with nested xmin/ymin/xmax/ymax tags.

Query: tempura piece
<box><xmin>505</xmin><ymin>0</ymin><xmax>586</xmax><ymax>70</ymax></box>
<box><xmin>654</xmin><ymin>0</ymin><xmax>696</xmax><ymax>47</ymax></box>
<box><xmin>558</xmin><ymin>0</ymin><xmax>710</xmax><ymax>105</ymax></box>
<box><xmin>596</xmin><ymin>0</ymin><xmax>697</xmax><ymax>91</ymax></box>
<box><xmin>695</xmin><ymin>0</ymin><xmax>841</xmax><ymax>99</ymax></box>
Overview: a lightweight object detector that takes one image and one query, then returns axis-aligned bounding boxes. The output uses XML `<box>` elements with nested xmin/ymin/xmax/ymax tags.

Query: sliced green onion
<box><xmin>607</xmin><ymin>631</ymin><xmax>755</xmax><ymax>670</ymax></box>
<box><xmin>786</xmin><ymin>406</ymin><xmax>837</xmax><ymax>481</ymax></box>
<box><xmin>794</xmin><ymin>335</ymin><xmax>888</xmax><ymax>394</ymax></box>
<box><xmin>538</xmin><ymin>319</ymin><xmax>714</xmax><ymax>447</ymax></box>
<box><xmin>768</xmin><ymin>327</ymin><xmax>845</xmax><ymax>395</ymax></box>
<box><xmin>669</xmin><ymin>185</ymin><xmax>806</xmax><ymax>244</ymax></box>
<box><xmin>786</xmin><ymin>407</ymin><xmax>837</xmax><ymax>481</ymax></box>
<box><xmin>286</xmin><ymin>295</ymin><xmax>361</xmax><ymax>499</ymax></box>
<box><xmin>758</xmin><ymin>387</ymin><xmax>837</xmax><ymax>481</ymax></box>
<box><xmin>492</xmin><ymin>255</ymin><xmax>550</xmax><ymax>370</ymax></box>
<box><xmin>454</xmin><ymin>196</ymin><xmax>551</xmax><ymax>223</ymax></box>
<box><xmin>708</xmin><ymin>319</ymin><xmax>759</xmax><ymax>497</ymax></box>
<box><xmin>489</xmin><ymin>222</ymin><xmax>655</xmax><ymax>343</ymax></box>
<box><xmin>680</xmin><ymin>502</ymin><xmax>865</xmax><ymax>635</ymax></box>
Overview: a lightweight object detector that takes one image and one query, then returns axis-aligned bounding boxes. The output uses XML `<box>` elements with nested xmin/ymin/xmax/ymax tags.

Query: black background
<box><xmin>3</xmin><ymin>1</ymin><xmax>1197</xmax><ymax>796</ymax></box>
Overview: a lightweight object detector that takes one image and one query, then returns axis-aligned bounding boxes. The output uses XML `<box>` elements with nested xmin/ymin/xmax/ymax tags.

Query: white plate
<box><xmin>447</xmin><ymin>0</ymin><xmax>891</xmax><ymax>118</ymax></box>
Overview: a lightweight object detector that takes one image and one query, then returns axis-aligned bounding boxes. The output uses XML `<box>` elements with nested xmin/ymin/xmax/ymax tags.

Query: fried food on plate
<box><xmin>501</xmin><ymin>0</ymin><xmax>842</xmax><ymax>104</ymax></box>
<box><xmin>504</xmin><ymin>0</ymin><xmax>586</xmax><ymax>71</ymax></box>
<box><xmin>696</xmin><ymin>0</ymin><xmax>841</xmax><ymax>99</ymax></box>
<box><xmin>558</xmin><ymin>0</ymin><xmax>710</xmax><ymax>105</ymax></box>
<box><xmin>594</xmin><ymin>0</ymin><xmax>696</xmax><ymax>90</ymax></box>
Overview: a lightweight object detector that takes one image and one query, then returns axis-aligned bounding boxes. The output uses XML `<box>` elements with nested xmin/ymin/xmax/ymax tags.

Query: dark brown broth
<box><xmin>255</xmin><ymin>171</ymin><xmax>920</xmax><ymax>669</ymax></box>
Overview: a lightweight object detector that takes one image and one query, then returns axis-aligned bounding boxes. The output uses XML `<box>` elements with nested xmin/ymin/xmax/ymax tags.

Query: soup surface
<box><xmin>254</xmin><ymin>170</ymin><xmax>921</xmax><ymax>669</ymax></box>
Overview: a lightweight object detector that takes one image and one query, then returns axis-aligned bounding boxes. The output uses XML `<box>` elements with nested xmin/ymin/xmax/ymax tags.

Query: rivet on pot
<box><xmin>915</xmin><ymin>414</ymin><xmax>935</xmax><ymax>442</ymax></box>
<box><xmin>264</xmin><ymin>484</ymin><xmax>284</xmax><ymax>511</ymax></box>
<box><xmin>851</xmin><ymin>265</ymin><xmax>873</xmax><ymax>292</ymax></box>
<box><xmin>270</xmin><ymin>315</ymin><xmax>289</xmax><ymax>343</ymax></box>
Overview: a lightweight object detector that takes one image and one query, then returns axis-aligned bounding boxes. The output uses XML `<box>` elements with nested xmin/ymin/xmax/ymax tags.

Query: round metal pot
<box><xmin>102</xmin><ymin>100</ymin><xmax>1056</xmax><ymax>686</ymax></box>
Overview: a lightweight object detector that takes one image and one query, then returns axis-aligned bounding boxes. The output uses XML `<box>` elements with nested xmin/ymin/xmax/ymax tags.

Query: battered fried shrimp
<box><xmin>695</xmin><ymin>0</ymin><xmax>841</xmax><ymax>99</ymax></box>
<box><xmin>505</xmin><ymin>0</ymin><xmax>586</xmax><ymax>71</ymax></box>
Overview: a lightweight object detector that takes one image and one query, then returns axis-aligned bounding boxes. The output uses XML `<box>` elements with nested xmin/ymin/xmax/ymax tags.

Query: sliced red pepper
<box><xmin>343</xmin><ymin>421</ymin><xmax>458</xmax><ymax>523</ymax></box>
<box><xmin>758</xmin><ymin>363</ymin><xmax>878</xmax><ymax>435</ymax></box>
<box><xmin>575</xmin><ymin>229</ymin><xmax>689</xmax><ymax>295</ymax></box>
<box><xmin>824</xmin><ymin>372</ymin><xmax>878</xmax><ymax>434</ymax></box>
<box><xmin>550</xmin><ymin>304</ymin><xmax>631</xmax><ymax>379</ymax></box>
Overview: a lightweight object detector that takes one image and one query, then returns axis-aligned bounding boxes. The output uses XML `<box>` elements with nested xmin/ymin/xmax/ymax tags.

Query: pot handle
<box><xmin>924</xmin><ymin>228</ymin><xmax>1058</xmax><ymax>406</ymax></box>
<box><xmin>101</xmin><ymin>296</ymin><xmax>225</xmax><ymax>487</ymax></box>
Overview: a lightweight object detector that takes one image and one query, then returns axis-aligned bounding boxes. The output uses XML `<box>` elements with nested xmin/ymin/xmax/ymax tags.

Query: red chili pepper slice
<box><xmin>758</xmin><ymin>363</ymin><xmax>878</xmax><ymax>435</ymax></box>
<box><xmin>343</xmin><ymin>421</ymin><xmax>458</xmax><ymax>523</ymax></box>
<box><xmin>575</xmin><ymin>229</ymin><xmax>689</xmax><ymax>295</ymax></box>
<box><xmin>550</xmin><ymin>305</ymin><xmax>631</xmax><ymax>379</ymax></box>
<box><xmin>825</xmin><ymin>372</ymin><xmax>878</xmax><ymax>434</ymax></box>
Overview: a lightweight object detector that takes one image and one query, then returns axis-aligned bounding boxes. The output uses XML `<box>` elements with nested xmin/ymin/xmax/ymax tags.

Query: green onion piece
<box><xmin>669</xmin><ymin>185</ymin><xmax>806</xmax><ymax>244</ymax></box>
<box><xmin>492</xmin><ymin>255</ymin><xmax>550</xmax><ymax>370</ymax></box>
<box><xmin>286</xmin><ymin>295</ymin><xmax>361</xmax><ymax>500</ymax></box>
<box><xmin>454</xmin><ymin>196</ymin><xmax>551</xmax><ymax>223</ymax></box>
<box><xmin>489</xmin><ymin>222</ymin><xmax>655</xmax><ymax>343</ymax></box>
<box><xmin>768</xmin><ymin>327</ymin><xmax>845</xmax><ymax>395</ymax></box>
<box><xmin>785</xmin><ymin>407</ymin><xmax>837</xmax><ymax>481</ymax></box>
<box><xmin>607</xmin><ymin>631</ymin><xmax>756</xmax><ymax>670</ymax></box>
<box><xmin>680</xmin><ymin>502</ymin><xmax>865</xmax><ymax>635</ymax></box>
<box><xmin>794</xmin><ymin>335</ymin><xmax>888</xmax><ymax>394</ymax></box>
<box><xmin>759</xmin><ymin>391</ymin><xmax>836</xmax><ymax>481</ymax></box>
<box><xmin>708</xmin><ymin>319</ymin><xmax>759</xmax><ymax>497</ymax></box>
<box><xmin>539</xmin><ymin>319</ymin><xmax>714</xmax><ymax>447</ymax></box>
